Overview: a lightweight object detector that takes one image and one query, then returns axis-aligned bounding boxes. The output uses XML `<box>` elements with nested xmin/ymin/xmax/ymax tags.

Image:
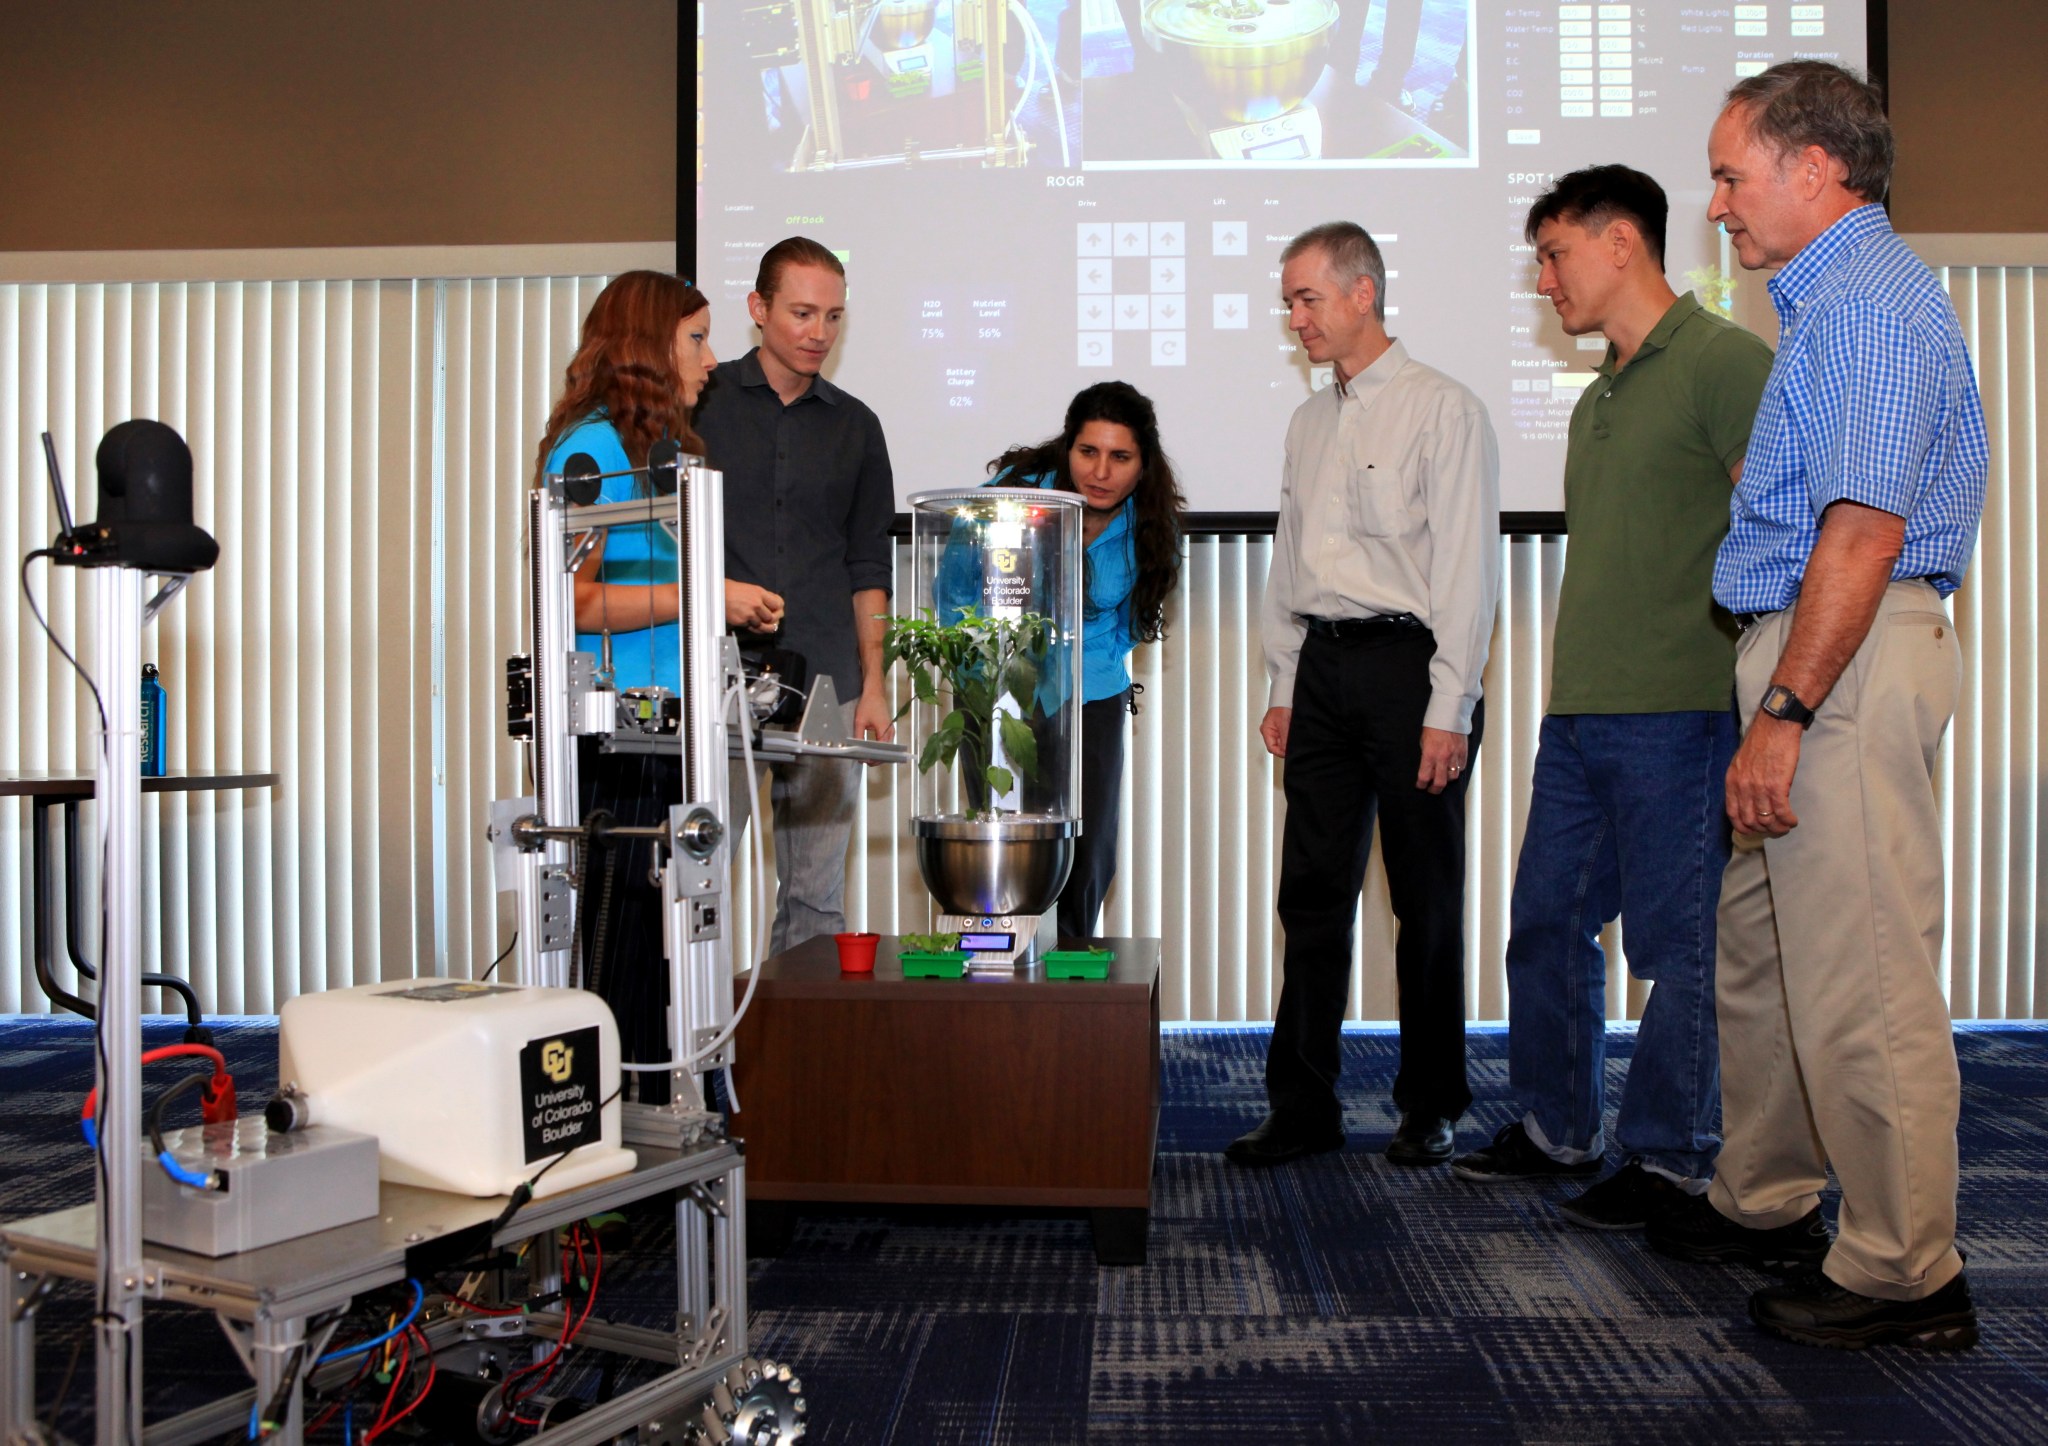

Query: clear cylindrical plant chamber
<box><xmin>892</xmin><ymin>487</ymin><xmax>1085</xmax><ymax>917</ymax></box>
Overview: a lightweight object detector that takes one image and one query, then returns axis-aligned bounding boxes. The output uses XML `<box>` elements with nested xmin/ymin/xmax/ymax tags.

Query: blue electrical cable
<box><xmin>157</xmin><ymin>1149</ymin><xmax>214</xmax><ymax>1190</ymax></box>
<box><xmin>315</xmin><ymin>1279</ymin><xmax>426</xmax><ymax>1366</ymax></box>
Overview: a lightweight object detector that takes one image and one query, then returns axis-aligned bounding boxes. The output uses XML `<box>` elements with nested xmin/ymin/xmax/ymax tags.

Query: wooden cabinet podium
<box><xmin>730</xmin><ymin>935</ymin><xmax>1162</xmax><ymax>1264</ymax></box>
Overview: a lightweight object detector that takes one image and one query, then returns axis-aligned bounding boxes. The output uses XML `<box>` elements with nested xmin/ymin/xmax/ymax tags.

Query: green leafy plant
<box><xmin>884</xmin><ymin>607</ymin><xmax>1054</xmax><ymax>815</ymax></box>
<box><xmin>900</xmin><ymin>931</ymin><xmax>961</xmax><ymax>954</ymax></box>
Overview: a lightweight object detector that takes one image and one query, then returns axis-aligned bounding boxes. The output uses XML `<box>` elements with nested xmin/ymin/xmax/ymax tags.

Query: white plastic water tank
<box><xmin>277</xmin><ymin>979</ymin><xmax>637</xmax><ymax>1199</ymax></box>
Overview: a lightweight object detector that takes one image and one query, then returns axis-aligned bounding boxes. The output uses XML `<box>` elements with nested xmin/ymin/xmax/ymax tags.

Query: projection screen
<box><xmin>699</xmin><ymin>1</ymin><xmax>1867</xmax><ymax>514</ymax></box>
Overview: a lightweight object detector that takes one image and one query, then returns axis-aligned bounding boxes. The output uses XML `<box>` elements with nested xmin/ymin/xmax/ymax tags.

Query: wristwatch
<box><xmin>1759</xmin><ymin>683</ymin><xmax>1816</xmax><ymax>729</ymax></box>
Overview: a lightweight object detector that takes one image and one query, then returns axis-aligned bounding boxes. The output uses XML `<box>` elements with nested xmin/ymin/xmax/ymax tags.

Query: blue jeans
<box><xmin>1505</xmin><ymin>710</ymin><xmax>1738</xmax><ymax>1180</ymax></box>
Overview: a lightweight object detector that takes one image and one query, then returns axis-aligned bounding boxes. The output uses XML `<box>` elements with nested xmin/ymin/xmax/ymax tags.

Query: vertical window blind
<box><xmin>3</xmin><ymin>262</ymin><xmax>2041</xmax><ymax>1021</ymax></box>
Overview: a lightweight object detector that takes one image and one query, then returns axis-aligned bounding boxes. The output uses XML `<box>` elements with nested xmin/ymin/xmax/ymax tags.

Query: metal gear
<box><xmin>689</xmin><ymin>1356</ymin><xmax>808</xmax><ymax>1444</ymax></box>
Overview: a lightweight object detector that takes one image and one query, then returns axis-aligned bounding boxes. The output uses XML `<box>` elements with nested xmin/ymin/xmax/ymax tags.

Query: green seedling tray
<box><xmin>900</xmin><ymin>950</ymin><xmax>969</xmax><ymax>979</ymax></box>
<box><xmin>1044</xmin><ymin>947</ymin><xmax>1113</xmax><ymax>980</ymax></box>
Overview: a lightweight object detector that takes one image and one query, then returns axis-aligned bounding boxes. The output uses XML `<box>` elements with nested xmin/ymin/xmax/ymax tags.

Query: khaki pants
<box><xmin>1707</xmin><ymin>580</ymin><xmax>1963</xmax><ymax>1302</ymax></box>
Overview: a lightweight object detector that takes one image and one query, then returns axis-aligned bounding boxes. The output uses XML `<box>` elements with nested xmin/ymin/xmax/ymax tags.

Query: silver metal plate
<box><xmin>538</xmin><ymin>872</ymin><xmax>574</xmax><ymax>951</ymax></box>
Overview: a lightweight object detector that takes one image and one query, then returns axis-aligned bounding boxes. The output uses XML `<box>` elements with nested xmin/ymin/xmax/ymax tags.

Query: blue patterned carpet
<box><xmin>3</xmin><ymin>1018</ymin><xmax>2045</xmax><ymax>1442</ymax></box>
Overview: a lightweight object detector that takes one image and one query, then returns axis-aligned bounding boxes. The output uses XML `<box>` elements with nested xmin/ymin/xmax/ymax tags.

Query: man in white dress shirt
<box><xmin>1227</xmin><ymin>221</ymin><xmax>1501</xmax><ymax>1169</ymax></box>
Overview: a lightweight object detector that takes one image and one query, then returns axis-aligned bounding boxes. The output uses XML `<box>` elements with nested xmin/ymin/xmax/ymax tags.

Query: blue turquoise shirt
<box><xmin>549</xmin><ymin>416</ymin><xmax>681</xmax><ymax>692</ymax></box>
<box><xmin>1713</xmin><ymin>205</ymin><xmax>1988</xmax><ymax>613</ymax></box>
<box><xmin>1003</xmin><ymin>471</ymin><xmax>1140</xmax><ymax>703</ymax></box>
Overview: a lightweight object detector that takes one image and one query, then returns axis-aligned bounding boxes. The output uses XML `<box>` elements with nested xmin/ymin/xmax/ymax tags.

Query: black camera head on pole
<box><xmin>76</xmin><ymin>420</ymin><xmax>219</xmax><ymax>573</ymax></box>
<box><xmin>562</xmin><ymin>451</ymin><xmax>603</xmax><ymax>505</ymax></box>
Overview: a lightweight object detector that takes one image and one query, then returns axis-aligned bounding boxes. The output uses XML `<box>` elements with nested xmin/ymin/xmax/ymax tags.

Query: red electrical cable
<box><xmin>364</xmin><ymin>1328</ymin><xmax>413</xmax><ymax>1439</ymax></box>
<box><xmin>303</xmin><ymin>1351</ymin><xmax>377</xmax><ymax>1437</ymax></box>
<box><xmin>364</xmin><ymin>1326</ymin><xmax>436</xmax><ymax>1443</ymax></box>
<box><xmin>506</xmin><ymin>1227</ymin><xmax>604</xmax><ymax>1424</ymax></box>
<box><xmin>80</xmin><ymin>1043</ymin><xmax>230</xmax><ymax>1133</ymax></box>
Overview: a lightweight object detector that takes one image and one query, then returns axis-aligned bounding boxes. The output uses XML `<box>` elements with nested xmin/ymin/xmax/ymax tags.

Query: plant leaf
<box><xmin>986</xmin><ymin>763</ymin><xmax>1014</xmax><ymax>795</ymax></box>
<box><xmin>997</xmin><ymin>708</ymin><xmax>1039</xmax><ymax>784</ymax></box>
<box><xmin>1002</xmin><ymin>651</ymin><xmax>1039</xmax><ymax>709</ymax></box>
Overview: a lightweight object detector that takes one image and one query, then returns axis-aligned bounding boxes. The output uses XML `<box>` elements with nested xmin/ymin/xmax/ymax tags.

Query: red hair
<box><xmin>533</xmin><ymin>270</ymin><xmax>708</xmax><ymax>487</ymax></box>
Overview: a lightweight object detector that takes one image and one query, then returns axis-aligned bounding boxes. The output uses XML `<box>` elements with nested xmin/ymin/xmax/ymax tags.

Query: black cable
<box><xmin>146</xmin><ymin>1071</ymin><xmax>213</xmax><ymax>1159</ymax></box>
<box><xmin>227</xmin><ymin>1341</ymin><xmax>306</xmax><ymax>1444</ymax></box>
<box><xmin>44</xmin><ymin>1336</ymin><xmax>84</xmax><ymax>1437</ymax></box>
<box><xmin>485</xmin><ymin>1083</ymin><xmax>625</xmax><ymax>1237</ymax></box>
<box><xmin>478</xmin><ymin>929</ymin><xmax>519</xmax><ymax>983</ymax></box>
<box><xmin>21</xmin><ymin>550</ymin><xmax>109</xmax><ymax>736</ymax></box>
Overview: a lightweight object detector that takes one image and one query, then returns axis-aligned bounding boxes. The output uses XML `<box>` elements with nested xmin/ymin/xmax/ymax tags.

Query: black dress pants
<box><xmin>1057</xmin><ymin>689</ymin><xmax>1131</xmax><ymax>940</ymax></box>
<box><xmin>1267</xmin><ymin>628</ymin><xmax>1482</xmax><ymax>1132</ymax></box>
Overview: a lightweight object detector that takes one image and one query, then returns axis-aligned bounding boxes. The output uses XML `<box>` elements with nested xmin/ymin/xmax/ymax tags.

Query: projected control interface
<box><xmin>1074</xmin><ymin>216</ymin><xmax>1289</xmax><ymax>372</ymax></box>
<box><xmin>699</xmin><ymin>1</ymin><xmax>1866</xmax><ymax>512</ymax></box>
<box><xmin>1501</xmin><ymin>1</ymin><xmax>1836</xmax><ymax>149</ymax></box>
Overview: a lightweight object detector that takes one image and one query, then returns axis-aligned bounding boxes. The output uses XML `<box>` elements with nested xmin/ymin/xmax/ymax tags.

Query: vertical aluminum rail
<box><xmin>521</xmin><ymin>487</ymin><xmax>580</xmax><ymax>989</ymax></box>
<box><xmin>666</xmin><ymin>461</ymin><xmax>733</xmax><ymax>1337</ymax></box>
<box><xmin>93</xmin><ymin>566</ymin><xmax>146</xmax><ymax>1446</ymax></box>
<box><xmin>669</xmin><ymin>460</ymin><xmax>734</xmax><ymax>1105</ymax></box>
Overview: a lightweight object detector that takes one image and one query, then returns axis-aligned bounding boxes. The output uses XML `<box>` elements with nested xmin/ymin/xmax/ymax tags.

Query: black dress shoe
<box><xmin>1385</xmin><ymin>1113</ymin><xmax>1455</xmax><ymax>1166</ymax></box>
<box><xmin>1750</xmin><ymin>1269</ymin><xmax>1978</xmax><ymax>1351</ymax></box>
<box><xmin>1223</xmin><ymin>1114</ymin><xmax>1345</xmax><ymax>1167</ymax></box>
<box><xmin>1646</xmin><ymin>1190</ymin><xmax>1830</xmax><ymax>1273</ymax></box>
<box><xmin>1557</xmin><ymin>1161</ymin><xmax>1689</xmax><ymax>1231</ymax></box>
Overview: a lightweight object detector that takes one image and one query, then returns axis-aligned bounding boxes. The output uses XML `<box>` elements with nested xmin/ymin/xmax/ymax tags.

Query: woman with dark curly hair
<box><xmin>985</xmin><ymin>380</ymin><xmax>1187</xmax><ymax>937</ymax></box>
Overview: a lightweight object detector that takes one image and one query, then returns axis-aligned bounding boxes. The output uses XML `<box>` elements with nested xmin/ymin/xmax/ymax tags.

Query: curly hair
<box><xmin>987</xmin><ymin>381</ymin><xmax>1187</xmax><ymax>644</ymax></box>
<box><xmin>533</xmin><ymin>270</ymin><xmax>708</xmax><ymax>488</ymax></box>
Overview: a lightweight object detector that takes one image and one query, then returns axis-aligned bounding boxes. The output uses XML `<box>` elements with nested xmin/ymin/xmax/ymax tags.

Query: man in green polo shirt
<box><xmin>1451</xmin><ymin>165</ymin><xmax>1773</xmax><ymax>1229</ymax></box>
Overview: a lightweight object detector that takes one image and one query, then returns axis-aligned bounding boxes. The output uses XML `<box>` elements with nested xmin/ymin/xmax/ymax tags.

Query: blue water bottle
<box><xmin>141</xmin><ymin>663</ymin><xmax>166</xmax><ymax>777</ymax></box>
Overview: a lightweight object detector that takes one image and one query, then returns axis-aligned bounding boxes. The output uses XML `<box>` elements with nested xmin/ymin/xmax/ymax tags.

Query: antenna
<box><xmin>40</xmin><ymin>431</ymin><xmax>76</xmax><ymax>539</ymax></box>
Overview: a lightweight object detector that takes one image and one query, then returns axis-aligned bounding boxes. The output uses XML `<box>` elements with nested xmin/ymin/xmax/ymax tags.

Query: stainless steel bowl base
<box><xmin>912</xmin><ymin>817</ymin><xmax>1077</xmax><ymax>917</ymax></box>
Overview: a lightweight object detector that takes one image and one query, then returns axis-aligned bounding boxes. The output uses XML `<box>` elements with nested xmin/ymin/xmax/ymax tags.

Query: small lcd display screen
<box><xmin>960</xmin><ymin>933</ymin><xmax>1014</xmax><ymax>951</ymax></box>
<box><xmin>1246</xmin><ymin>136</ymin><xmax>1311</xmax><ymax>161</ymax></box>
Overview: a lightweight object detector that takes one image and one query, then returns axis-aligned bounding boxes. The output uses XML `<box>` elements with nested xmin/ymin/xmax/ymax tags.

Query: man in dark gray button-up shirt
<box><xmin>695</xmin><ymin>236</ymin><xmax>896</xmax><ymax>953</ymax></box>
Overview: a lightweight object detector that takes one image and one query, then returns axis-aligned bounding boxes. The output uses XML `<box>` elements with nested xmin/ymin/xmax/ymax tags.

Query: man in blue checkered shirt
<box><xmin>1645</xmin><ymin>62</ymin><xmax>1988</xmax><ymax>1353</ymax></box>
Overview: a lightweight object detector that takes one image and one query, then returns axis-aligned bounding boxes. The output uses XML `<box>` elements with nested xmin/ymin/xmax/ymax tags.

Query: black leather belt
<box><xmin>1300</xmin><ymin>613</ymin><xmax>1424</xmax><ymax>639</ymax></box>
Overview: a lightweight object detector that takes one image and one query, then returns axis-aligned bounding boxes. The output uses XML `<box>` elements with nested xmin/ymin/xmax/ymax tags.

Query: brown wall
<box><xmin>0</xmin><ymin>0</ymin><xmax>677</xmax><ymax>251</ymax></box>
<box><xmin>1888</xmin><ymin>0</ymin><xmax>2048</xmax><ymax>232</ymax></box>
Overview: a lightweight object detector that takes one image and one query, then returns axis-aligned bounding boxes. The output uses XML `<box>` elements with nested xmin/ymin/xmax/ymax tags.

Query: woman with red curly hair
<box><xmin>534</xmin><ymin>271</ymin><xmax>781</xmax><ymax>689</ymax></box>
<box><xmin>532</xmin><ymin>270</ymin><xmax>766</xmax><ymax>1103</ymax></box>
